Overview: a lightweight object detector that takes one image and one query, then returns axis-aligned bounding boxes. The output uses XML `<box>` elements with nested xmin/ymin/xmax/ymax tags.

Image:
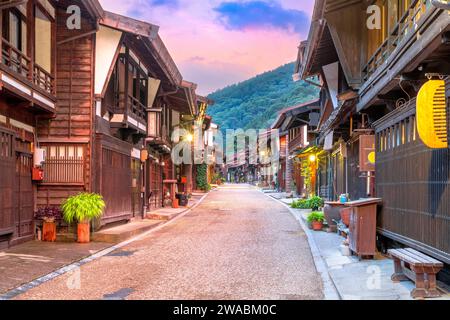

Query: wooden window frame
<box><xmin>41</xmin><ymin>144</ymin><xmax>86</xmax><ymax>186</ymax></box>
<box><xmin>34</xmin><ymin>0</ymin><xmax>56</xmax><ymax>76</ymax></box>
<box><xmin>2</xmin><ymin>7</ymin><xmax>27</xmax><ymax>53</ymax></box>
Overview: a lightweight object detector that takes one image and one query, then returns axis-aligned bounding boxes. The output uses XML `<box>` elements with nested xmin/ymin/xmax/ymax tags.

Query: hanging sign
<box><xmin>417</xmin><ymin>80</ymin><xmax>447</xmax><ymax>149</ymax></box>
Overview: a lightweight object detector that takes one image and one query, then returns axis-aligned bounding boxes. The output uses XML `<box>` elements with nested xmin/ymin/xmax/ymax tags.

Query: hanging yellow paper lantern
<box><xmin>416</xmin><ymin>80</ymin><xmax>447</xmax><ymax>149</ymax></box>
<box><xmin>368</xmin><ymin>151</ymin><xmax>376</xmax><ymax>165</ymax></box>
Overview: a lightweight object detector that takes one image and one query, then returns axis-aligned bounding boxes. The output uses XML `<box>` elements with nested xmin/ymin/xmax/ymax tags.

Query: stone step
<box><xmin>146</xmin><ymin>212</ymin><xmax>179</xmax><ymax>221</ymax></box>
<box><xmin>91</xmin><ymin>220</ymin><xmax>163</xmax><ymax>243</ymax></box>
<box><xmin>145</xmin><ymin>207</ymin><xmax>188</xmax><ymax>221</ymax></box>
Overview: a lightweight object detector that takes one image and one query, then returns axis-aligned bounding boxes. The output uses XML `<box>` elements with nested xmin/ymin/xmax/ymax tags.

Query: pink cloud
<box><xmin>99</xmin><ymin>0</ymin><xmax>314</xmax><ymax>95</ymax></box>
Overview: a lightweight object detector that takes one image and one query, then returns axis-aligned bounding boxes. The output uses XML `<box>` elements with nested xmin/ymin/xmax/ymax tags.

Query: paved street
<box><xmin>15</xmin><ymin>185</ymin><xmax>323</xmax><ymax>300</ymax></box>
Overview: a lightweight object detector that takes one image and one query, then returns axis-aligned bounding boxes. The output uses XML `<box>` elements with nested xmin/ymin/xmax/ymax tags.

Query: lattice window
<box><xmin>42</xmin><ymin>144</ymin><xmax>84</xmax><ymax>184</ymax></box>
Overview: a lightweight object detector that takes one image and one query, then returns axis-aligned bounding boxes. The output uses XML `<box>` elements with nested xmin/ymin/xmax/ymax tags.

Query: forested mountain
<box><xmin>207</xmin><ymin>62</ymin><xmax>319</xmax><ymax>131</ymax></box>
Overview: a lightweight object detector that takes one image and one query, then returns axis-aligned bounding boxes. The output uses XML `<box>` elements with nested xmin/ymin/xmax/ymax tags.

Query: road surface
<box><xmin>16</xmin><ymin>185</ymin><xmax>323</xmax><ymax>300</ymax></box>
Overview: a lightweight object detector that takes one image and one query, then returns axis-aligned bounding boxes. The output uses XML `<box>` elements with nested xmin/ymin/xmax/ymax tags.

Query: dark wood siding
<box><xmin>0</xmin><ymin>126</ymin><xmax>15</xmax><ymax>242</ymax></box>
<box><xmin>13</xmin><ymin>149</ymin><xmax>34</xmax><ymax>241</ymax></box>
<box><xmin>93</xmin><ymin>134</ymin><xmax>133</xmax><ymax>225</ymax></box>
<box><xmin>347</xmin><ymin>139</ymin><xmax>368</xmax><ymax>200</ymax></box>
<box><xmin>375</xmin><ymin>101</ymin><xmax>450</xmax><ymax>264</ymax></box>
<box><xmin>36</xmin><ymin>7</ymin><xmax>96</xmax><ymax>206</ymax></box>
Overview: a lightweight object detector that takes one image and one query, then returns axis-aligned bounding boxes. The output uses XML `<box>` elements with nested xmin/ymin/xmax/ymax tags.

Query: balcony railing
<box><xmin>363</xmin><ymin>0</ymin><xmax>433</xmax><ymax>80</ymax></box>
<box><xmin>289</xmin><ymin>133</ymin><xmax>304</xmax><ymax>153</ymax></box>
<box><xmin>34</xmin><ymin>63</ymin><xmax>54</xmax><ymax>94</ymax></box>
<box><xmin>1</xmin><ymin>38</ymin><xmax>55</xmax><ymax>95</ymax></box>
<box><xmin>128</xmin><ymin>95</ymin><xmax>147</xmax><ymax>122</ymax></box>
<box><xmin>2</xmin><ymin>38</ymin><xmax>30</xmax><ymax>79</ymax></box>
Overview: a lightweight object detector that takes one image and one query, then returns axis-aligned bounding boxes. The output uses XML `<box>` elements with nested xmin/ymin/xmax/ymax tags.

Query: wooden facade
<box><xmin>298</xmin><ymin>0</ymin><xmax>450</xmax><ymax>272</ymax></box>
<box><xmin>0</xmin><ymin>0</ymin><xmax>212</xmax><ymax>247</ymax></box>
<box><xmin>270</xmin><ymin>100</ymin><xmax>321</xmax><ymax>194</ymax></box>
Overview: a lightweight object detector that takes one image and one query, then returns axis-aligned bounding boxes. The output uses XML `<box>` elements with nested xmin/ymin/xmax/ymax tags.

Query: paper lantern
<box><xmin>417</xmin><ymin>80</ymin><xmax>447</xmax><ymax>149</ymax></box>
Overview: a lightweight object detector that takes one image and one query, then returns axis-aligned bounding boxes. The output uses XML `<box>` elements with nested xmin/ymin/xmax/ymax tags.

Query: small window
<box><xmin>35</xmin><ymin>5</ymin><xmax>53</xmax><ymax>73</ymax></box>
<box><xmin>43</xmin><ymin>145</ymin><xmax>84</xmax><ymax>184</ymax></box>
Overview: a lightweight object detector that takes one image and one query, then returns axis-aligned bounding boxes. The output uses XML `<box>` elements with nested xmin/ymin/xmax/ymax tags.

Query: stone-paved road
<box><xmin>16</xmin><ymin>185</ymin><xmax>323</xmax><ymax>300</ymax></box>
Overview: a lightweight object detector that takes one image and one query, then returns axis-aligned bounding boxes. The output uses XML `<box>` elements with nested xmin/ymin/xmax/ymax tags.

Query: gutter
<box><xmin>57</xmin><ymin>25</ymin><xmax>99</xmax><ymax>45</ymax></box>
<box><xmin>432</xmin><ymin>0</ymin><xmax>450</xmax><ymax>10</ymax></box>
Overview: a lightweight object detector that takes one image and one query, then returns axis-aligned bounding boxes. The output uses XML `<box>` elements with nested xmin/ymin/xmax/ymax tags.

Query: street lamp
<box><xmin>309</xmin><ymin>154</ymin><xmax>317</xmax><ymax>163</ymax></box>
<box><xmin>185</xmin><ymin>133</ymin><xmax>194</xmax><ymax>142</ymax></box>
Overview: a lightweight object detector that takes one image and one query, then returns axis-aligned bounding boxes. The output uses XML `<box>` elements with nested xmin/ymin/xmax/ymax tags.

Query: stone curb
<box><xmin>0</xmin><ymin>192</ymin><xmax>211</xmax><ymax>300</ymax></box>
<box><xmin>260</xmin><ymin>191</ymin><xmax>341</xmax><ymax>300</ymax></box>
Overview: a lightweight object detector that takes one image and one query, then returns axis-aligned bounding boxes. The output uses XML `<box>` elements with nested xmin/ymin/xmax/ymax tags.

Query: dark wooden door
<box><xmin>131</xmin><ymin>159</ymin><xmax>142</xmax><ymax>218</ymax></box>
<box><xmin>0</xmin><ymin>127</ymin><xmax>15</xmax><ymax>241</ymax></box>
<box><xmin>149</xmin><ymin>161</ymin><xmax>162</xmax><ymax>210</ymax></box>
<box><xmin>101</xmin><ymin>148</ymin><xmax>132</xmax><ymax>224</ymax></box>
<box><xmin>14</xmin><ymin>146</ymin><xmax>34</xmax><ymax>240</ymax></box>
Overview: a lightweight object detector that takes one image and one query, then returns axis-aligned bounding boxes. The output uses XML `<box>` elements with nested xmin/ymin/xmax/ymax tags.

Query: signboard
<box><xmin>359</xmin><ymin>135</ymin><xmax>375</xmax><ymax>172</ymax></box>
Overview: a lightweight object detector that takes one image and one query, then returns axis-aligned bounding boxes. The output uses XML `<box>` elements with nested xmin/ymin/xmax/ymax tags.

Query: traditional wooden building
<box><xmin>271</xmin><ymin>99</ymin><xmax>320</xmax><ymax>195</ymax></box>
<box><xmin>0</xmin><ymin>0</ymin><xmax>103</xmax><ymax>247</ymax></box>
<box><xmin>296</xmin><ymin>1</ymin><xmax>374</xmax><ymax>202</ymax></box>
<box><xmin>0</xmin><ymin>0</ymin><xmax>211</xmax><ymax>247</ymax></box>
<box><xmin>298</xmin><ymin>0</ymin><xmax>450</xmax><ymax>276</ymax></box>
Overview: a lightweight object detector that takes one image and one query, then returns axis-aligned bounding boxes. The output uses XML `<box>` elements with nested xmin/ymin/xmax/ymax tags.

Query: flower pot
<box><xmin>311</xmin><ymin>221</ymin><xmax>324</xmax><ymax>231</ymax></box>
<box><xmin>42</xmin><ymin>221</ymin><xmax>56</xmax><ymax>242</ymax></box>
<box><xmin>77</xmin><ymin>222</ymin><xmax>90</xmax><ymax>243</ymax></box>
<box><xmin>340</xmin><ymin>207</ymin><xmax>352</xmax><ymax>227</ymax></box>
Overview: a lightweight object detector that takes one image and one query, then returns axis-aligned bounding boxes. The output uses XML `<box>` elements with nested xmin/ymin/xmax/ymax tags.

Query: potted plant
<box><xmin>62</xmin><ymin>193</ymin><xmax>105</xmax><ymax>243</ymax></box>
<box><xmin>34</xmin><ymin>207</ymin><xmax>62</xmax><ymax>242</ymax></box>
<box><xmin>308</xmin><ymin>196</ymin><xmax>324</xmax><ymax>211</ymax></box>
<box><xmin>307</xmin><ymin>212</ymin><xmax>325</xmax><ymax>231</ymax></box>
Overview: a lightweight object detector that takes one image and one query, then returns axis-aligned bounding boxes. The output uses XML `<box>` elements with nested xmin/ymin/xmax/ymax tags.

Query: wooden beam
<box><xmin>0</xmin><ymin>0</ymin><xmax>27</xmax><ymax>10</ymax></box>
<box><xmin>101</xmin><ymin>11</ymin><xmax>159</xmax><ymax>40</ymax></box>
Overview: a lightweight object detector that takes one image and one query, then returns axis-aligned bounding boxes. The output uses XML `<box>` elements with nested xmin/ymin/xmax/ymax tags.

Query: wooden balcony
<box><xmin>146</xmin><ymin>124</ymin><xmax>172</xmax><ymax>153</ymax></box>
<box><xmin>1</xmin><ymin>38</ymin><xmax>55</xmax><ymax>94</ymax></box>
<box><xmin>289</xmin><ymin>134</ymin><xmax>304</xmax><ymax>154</ymax></box>
<box><xmin>110</xmin><ymin>94</ymin><xmax>147</xmax><ymax>134</ymax></box>
<box><xmin>358</xmin><ymin>0</ymin><xmax>447</xmax><ymax>111</ymax></box>
<box><xmin>0</xmin><ymin>38</ymin><xmax>56</xmax><ymax>111</ymax></box>
<box><xmin>363</xmin><ymin>0</ymin><xmax>433</xmax><ymax>80</ymax></box>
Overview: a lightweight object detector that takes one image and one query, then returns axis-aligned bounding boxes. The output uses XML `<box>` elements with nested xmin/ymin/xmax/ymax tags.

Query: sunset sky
<box><xmin>99</xmin><ymin>0</ymin><xmax>314</xmax><ymax>95</ymax></box>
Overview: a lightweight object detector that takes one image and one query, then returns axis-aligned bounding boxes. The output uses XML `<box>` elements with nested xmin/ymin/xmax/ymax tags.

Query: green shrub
<box><xmin>291</xmin><ymin>196</ymin><xmax>324</xmax><ymax>210</ymax></box>
<box><xmin>291</xmin><ymin>199</ymin><xmax>310</xmax><ymax>209</ymax></box>
<box><xmin>309</xmin><ymin>196</ymin><xmax>324</xmax><ymax>211</ymax></box>
<box><xmin>196</xmin><ymin>163</ymin><xmax>211</xmax><ymax>191</ymax></box>
<box><xmin>62</xmin><ymin>193</ymin><xmax>105</xmax><ymax>224</ymax></box>
<box><xmin>307</xmin><ymin>212</ymin><xmax>325</xmax><ymax>223</ymax></box>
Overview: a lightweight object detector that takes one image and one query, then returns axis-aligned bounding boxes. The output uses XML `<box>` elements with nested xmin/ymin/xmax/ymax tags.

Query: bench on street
<box><xmin>388</xmin><ymin>248</ymin><xmax>444</xmax><ymax>299</ymax></box>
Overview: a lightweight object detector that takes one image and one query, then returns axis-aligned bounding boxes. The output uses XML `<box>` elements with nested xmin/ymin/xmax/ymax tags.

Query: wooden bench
<box><xmin>388</xmin><ymin>248</ymin><xmax>444</xmax><ymax>299</ymax></box>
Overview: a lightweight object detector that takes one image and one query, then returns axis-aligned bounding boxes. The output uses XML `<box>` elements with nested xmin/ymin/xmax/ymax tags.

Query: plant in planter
<box><xmin>62</xmin><ymin>193</ymin><xmax>105</xmax><ymax>243</ymax></box>
<box><xmin>34</xmin><ymin>207</ymin><xmax>62</xmax><ymax>242</ymax></box>
<box><xmin>307</xmin><ymin>212</ymin><xmax>325</xmax><ymax>231</ymax></box>
<box><xmin>308</xmin><ymin>196</ymin><xmax>324</xmax><ymax>211</ymax></box>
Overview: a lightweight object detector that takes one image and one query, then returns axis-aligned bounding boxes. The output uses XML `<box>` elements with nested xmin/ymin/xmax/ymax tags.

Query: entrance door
<box><xmin>14</xmin><ymin>143</ymin><xmax>34</xmax><ymax>240</ymax></box>
<box><xmin>131</xmin><ymin>159</ymin><xmax>142</xmax><ymax>218</ymax></box>
<box><xmin>0</xmin><ymin>127</ymin><xmax>15</xmax><ymax>243</ymax></box>
<box><xmin>149</xmin><ymin>161</ymin><xmax>162</xmax><ymax>210</ymax></box>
